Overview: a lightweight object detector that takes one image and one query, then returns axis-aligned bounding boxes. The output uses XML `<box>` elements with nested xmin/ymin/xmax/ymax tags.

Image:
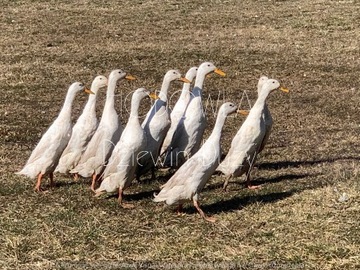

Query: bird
<box><xmin>257</xmin><ymin>76</ymin><xmax>273</xmax><ymax>154</ymax></box>
<box><xmin>217</xmin><ymin>78</ymin><xmax>289</xmax><ymax>191</ymax></box>
<box><xmin>237</xmin><ymin>76</ymin><xmax>272</xmax><ymax>154</ymax></box>
<box><xmin>95</xmin><ymin>88</ymin><xmax>158</xmax><ymax>208</ymax></box>
<box><xmin>16</xmin><ymin>82</ymin><xmax>91</xmax><ymax>191</ymax></box>
<box><xmin>55</xmin><ymin>75</ymin><xmax>108</xmax><ymax>177</ymax></box>
<box><xmin>160</xmin><ymin>66</ymin><xmax>198</xmax><ymax>156</ymax></box>
<box><xmin>163</xmin><ymin>62</ymin><xmax>226</xmax><ymax>169</ymax></box>
<box><xmin>70</xmin><ymin>69</ymin><xmax>135</xmax><ymax>191</ymax></box>
<box><xmin>154</xmin><ymin>102</ymin><xmax>238</xmax><ymax>222</ymax></box>
<box><xmin>135</xmin><ymin>70</ymin><xmax>190</xmax><ymax>181</ymax></box>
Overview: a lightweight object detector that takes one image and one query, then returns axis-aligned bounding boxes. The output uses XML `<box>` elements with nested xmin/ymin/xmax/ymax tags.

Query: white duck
<box><xmin>55</xmin><ymin>75</ymin><xmax>108</xmax><ymax>176</ymax></box>
<box><xmin>135</xmin><ymin>70</ymin><xmax>190</xmax><ymax>180</ymax></box>
<box><xmin>16</xmin><ymin>82</ymin><xmax>91</xmax><ymax>191</ymax></box>
<box><xmin>217</xmin><ymin>78</ymin><xmax>288</xmax><ymax>190</ymax></box>
<box><xmin>154</xmin><ymin>102</ymin><xmax>238</xmax><ymax>222</ymax></box>
<box><xmin>70</xmin><ymin>69</ymin><xmax>135</xmax><ymax>190</ymax></box>
<box><xmin>95</xmin><ymin>88</ymin><xmax>157</xmax><ymax>207</ymax></box>
<box><xmin>257</xmin><ymin>76</ymin><xmax>273</xmax><ymax>154</ymax></box>
<box><xmin>237</xmin><ymin>76</ymin><xmax>272</xmax><ymax>153</ymax></box>
<box><xmin>160</xmin><ymin>66</ymin><xmax>198</xmax><ymax>156</ymax></box>
<box><xmin>163</xmin><ymin>62</ymin><xmax>225</xmax><ymax>168</ymax></box>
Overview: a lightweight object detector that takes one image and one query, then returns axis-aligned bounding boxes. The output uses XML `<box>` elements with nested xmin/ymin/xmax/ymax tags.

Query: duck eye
<box><xmin>79</xmin><ymin>83</ymin><xmax>84</xmax><ymax>87</ymax></box>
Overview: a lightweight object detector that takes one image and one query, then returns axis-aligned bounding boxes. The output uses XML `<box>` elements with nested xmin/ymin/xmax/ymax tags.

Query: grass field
<box><xmin>1</xmin><ymin>0</ymin><xmax>359</xmax><ymax>269</ymax></box>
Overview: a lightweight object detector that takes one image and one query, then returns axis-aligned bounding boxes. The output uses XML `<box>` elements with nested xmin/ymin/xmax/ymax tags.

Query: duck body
<box><xmin>257</xmin><ymin>76</ymin><xmax>273</xmax><ymax>153</ymax></box>
<box><xmin>56</xmin><ymin>75</ymin><xmax>107</xmax><ymax>174</ymax></box>
<box><xmin>18</xmin><ymin>117</ymin><xmax>73</xmax><ymax>179</ymax></box>
<box><xmin>154</xmin><ymin>102</ymin><xmax>237</xmax><ymax>221</ymax></box>
<box><xmin>138</xmin><ymin>98</ymin><xmax>171</xmax><ymax>175</ymax></box>
<box><xmin>71</xmin><ymin>70</ymin><xmax>134</xmax><ymax>187</ymax></box>
<box><xmin>160</xmin><ymin>67</ymin><xmax>198</xmax><ymax>156</ymax></box>
<box><xmin>163</xmin><ymin>62</ymin><xmax>225</xmax><ymax>168</ymax></box>
<box><xmin>217</xmin><ymin>78</ymin><xmax>288</xmax><ymax>190</ymax></box>
<box><xmin>17</xmin><ymin>82</ymin><xmax>87</xmax><ymax>191</ymax></box>
<box><xmin>218</xmin><ymin>106</ymin><xmax>265</xmax><ymax>178</ymax></box>
<box><xmin>95</xmin><ymin>88</ymin><xmax>153</xmax><ymax>205</ymax></box>
<box><xmin>136</xmin><ymin>70</ymin><xmax>188</xmax><ymax>180</ymax></box>
<box><xmin>166</xmin><ymin>97</ymin><xmax>207</xmax><ymax>168</ymax></box>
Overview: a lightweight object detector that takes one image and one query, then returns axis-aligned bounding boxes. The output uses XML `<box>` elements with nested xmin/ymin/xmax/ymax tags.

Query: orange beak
<box><xmin>214</xmin><ymin>68</ymin><xmax>226</xmax><ymax>77</ymax></box>
<box><xmin>179</xmin><ymin>77</ymin><xmax>191</xmax><ymax>83</ymax></box>
<box><xmin>280</xmin><ymin>86</ymin><xmax>289</xmax><ymax>93</ymax></box>
<box><xmin>84</xmin><ymin>88</ymin><xmax>95</xmax><ymax>94</ymax></box>
<box><xmin>125</xmin><ymin>75</ymin><xmax>136</xmax><ymax>81</ymax></box>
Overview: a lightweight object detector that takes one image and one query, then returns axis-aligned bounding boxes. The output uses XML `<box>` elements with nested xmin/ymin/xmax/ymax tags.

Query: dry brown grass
<box><xmin>1</xmin><ymin>0</ymin><xmax>359</xmax><ymax>269</ymax></box>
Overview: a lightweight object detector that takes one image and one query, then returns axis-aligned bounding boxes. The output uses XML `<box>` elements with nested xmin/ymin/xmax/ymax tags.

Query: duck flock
<box><xmin>17</xmin><ymin>61</ymin><xmax>289</xmax><ymax>222</ymax></box>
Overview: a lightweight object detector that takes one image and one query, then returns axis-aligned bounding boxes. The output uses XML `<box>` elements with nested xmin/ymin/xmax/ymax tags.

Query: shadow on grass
<box><xmin>136</xmin><ymin>169</ymin><xmax>175</xmax><ymax>185</ymax></box>
<box><xmin>53</xmin><ymin>180</ymin><xmax>82</xmax><ymax>188</ymax></box>
<box><xmin>101</xmin><ymin>188</ymin><xmax>159</xmax><ymax>202</ymax></box>
<box><xmin>206</xmin><ymin>173</ymin><xmax>314</xmax><ymax>191</ymax></box>
<box><xmin>258</xmin><ymin>156</ymin><xmax>360</xmax><ymax>170</ymax></box>
<box><xmin>197</xmin><ymin>172</ymin><xmax>323</xmax><ymax>215</ymax></box>
<box><xmin>251</xmin><ymin>173</ymin><xmax>315</xmax><ymax>186</ymax></box>
<box><xmin>127</xmin><ymin>189</ymin><xmax>159</xmax><ymax>201</ymax></box>
<box><xmin>202</xmin><ymin>190</ymin><xmax>295</xmax><ymax>215</ymax></box>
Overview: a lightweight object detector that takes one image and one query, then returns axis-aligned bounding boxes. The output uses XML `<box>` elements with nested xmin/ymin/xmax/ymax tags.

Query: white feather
<box><xmin>56</xmin><ymin>75</ymin><xmax>107</xmax><ymax>174</ymax></box>
<box><xmin>154</xmin><ymin>102</ymin><xmax>237</xmax><ymax>205</ymax></box>
<box><xmin>163</xmin><ymin>62</ymin><xmax>225</xmax><ymax>168</ymax></box>
<box><xmin>17</xmin><ymin>82</ymin><xmax>86</xmax><ymax>179</ymax></box>
<box><xmin>71</xmin><ymin>70</ymin><xmax>131</xmax><ymax>177</ymax></box>
<box><xmin>96</xmin><ymin>88</ymin><xmax>150</xmax><ymax>193</ymax></box>
<box><xmin>217</xmin><ymin>78</ymin><xmax>284</xmax><ymax>180</ymax></box>
<box><xmin>136</xmin><ymin>70</ymin><xmax>186</xmax><ymax>179</ymax></box>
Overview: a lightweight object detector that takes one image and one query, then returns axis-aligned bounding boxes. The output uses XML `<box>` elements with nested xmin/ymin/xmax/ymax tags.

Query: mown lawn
<box><xmin>1</xmin><ymin>0</ymin><xmax>359</xmax><ymax>269</ymax></box>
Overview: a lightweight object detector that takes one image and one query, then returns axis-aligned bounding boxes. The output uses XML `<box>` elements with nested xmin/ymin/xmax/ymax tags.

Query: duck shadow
<box><xmin>197</xmin><ymin>172</ymin><xmax>318</xmax><ymax>215</ymax></box>
<box><xmin>126</xmin><ymin>189</ymin><xmax>159</xmax><ymax>201</ymax></box>
<box><xmin>206</xmin><ymin>172</ymin><xmax>313</xmax><ymax>191</ymax></box>
<box><xmin>102</xmin><ymin>189</ymin><xmax>159</xmax><ymax>202</ymax></box>
<box><xmin>202</xmin><ymin>190</ymin><xmax>295</xmax><ymax>215</ymax></box>
<box><xmin>52</xmin><ymin>179</ymin><xmax>82</xmax><ymax>188</ymax></box>
<box><xmin>137</xmin><ymin>169</ymin><xmax>175</xmax><ymax>185</ymax></box>
<box><xmin>251</xmin><ymin>173</ymin><xmax>315</xmax><ymax>186</ymax></box>
<box><xmin>257</xmin><ymin>156</ymin><xmax>359</xmax><ymax>170</ymax></box>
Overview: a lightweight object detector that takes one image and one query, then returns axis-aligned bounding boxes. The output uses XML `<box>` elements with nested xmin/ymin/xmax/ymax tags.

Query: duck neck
<box><xmin>58</xmin><ymin>89</ymin><xmax>77</xmax><ymax>120</ymax></box>
<box><xmin>191</xmin><ymin>70</ymin><xmax>206</xmax><ymax>97</ymax></box>
<box><xmin>128</xmin><ymin>94</ymin><xmax>142</xmax><ymax>125</ymax></box>
<box><xmin>208</xmin><ymin>112</ymin><xmax>227</xmax><ymax>142</ymax></box>
<box><xmin>159</xmin><ymin>77</ymin><xmax>171</xmax><ymax>102</ymax></box>
<box><xmin>103</xmin><ymin>77</ymin><xmax>117</xmax><ymax>114</ymax></box>
<box><xmin>250</xmin><ymin>90</ymin><xmax>270</xmax><ymax>117</ymax></box>
<box><xmin>179</xmin><ymin>81</ymin><xmax>191</xmax><ymax>100</ymax></box>
<box><xmin>83</xmin><ymin>90</ymin><xmax>97</xmax><ymax>113</ymax></box>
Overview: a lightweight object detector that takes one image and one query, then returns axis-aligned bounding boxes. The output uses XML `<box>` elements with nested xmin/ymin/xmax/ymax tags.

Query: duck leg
<box><xmin>73</xmin><ymin>173</ymin><xmax>79</xmax><ymax>181</ymax></box>
<box><xmin>34</xmin><ymin>173</ymin><xmax>44</xmax><ymax>192</ymax></box>
<box><xmin>176</xmin><ymin>203</ymin><xmax>183</xmax><ymax>215</ymax></box>
<box><xmin>151</xmin><ymin>167</ymin><xmax>156</xmax><ymax>181</ymax></box>
<box><xmin>222</xmin><ymin>175</ymin><xmax>232</xmax><ymax>191</ymax></box>
<box><xmin>135</xmin><ymin>174</ymin><xmax>141</xmax><ymax>183</ymax></box>
<box><xmin>90</xmin><ymin>174</ymin><xmax>98</xmax><ymax>192</ymax></box>
<box><xmin>245</xmin><ymin>153</ymin><xmax>261</xmax><ymax>190</ymax></box>
<box><xmin>193</xmin><ymin>198</ymin><xmax>216</xmax><ymax>223</ymax></box>
<box><xmin>245</xmin><ymin>170</ymin><xmax>261</xmax><ymax>190</ymax></box>
<box><xmin>49</xmin><ymin>172</ymin><xmax>54</xmax><ymax>187</ymax></box>
<box><xmin>118</xmin><ymin>187</ymin><xmax>135</xmax><ymax>209</ymax></box>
